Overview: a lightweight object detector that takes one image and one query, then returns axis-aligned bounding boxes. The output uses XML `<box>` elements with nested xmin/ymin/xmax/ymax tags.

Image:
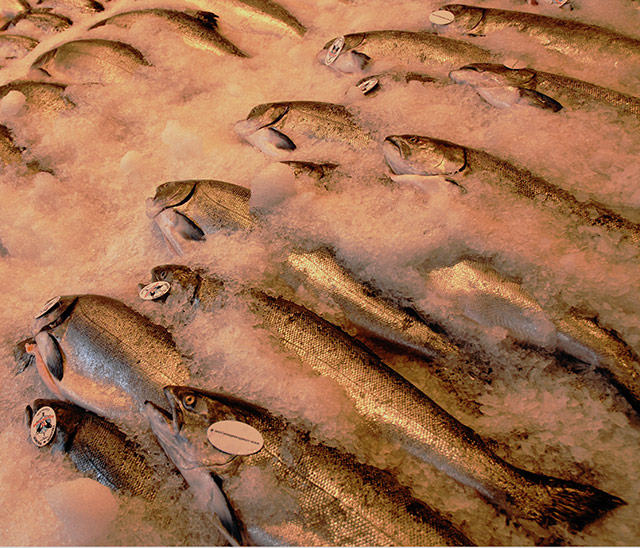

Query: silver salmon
<box><xmin>34</xmin><ymin>0</ymin><xmax>103</xmax><ymax>13</ymax></box>
<box><xmin>0</xmin><ymin>35</ymin><xmax>38</xmax><ymax>66</ymax></box>
<box><xmin>317</xmin><ymin>30</ymin><xmax>496</xmax><ymax>78</ymax></box>
<box><xmin>449</xmin><ymin>63</ymin><xmax>640</xmax><ymax>116</ymax></box>
<box><xmin>90</xmin><ymin>10</ymin><xmax>248</xmax><ymax>57</ymax></box>
<box><xmin>146</xmin><ymin>387</ymin><xmax>475</xmax><ymax>546</ymax></box>
<box><xmin>383</xmin><ymin>134</ymin><xmax>640</xmax><ymax>245</ymax></box>
<box><xmin>432</xmin><ymin>4</ymin><xmax>640</xmax><ymax>71</ymax></box>
<box><xmin>0</xmin><ymin>81</ymin><xmax>74</xmax><ymax>118</ymax></box>
<box><xmin>234</xmin><ymin>101</ymin><xmax>373</xmax><ymax>157</ymax></box>
<box><xmin>26</xmin><ymin>295</ymin><xmax>190</xmax><ymax>430</ymax></box>
<box><xmin>31</xmin><ymin>39</ymin><xmax>151</xmax><ymax>83</ymax></box>
<box><xmin>26</xmin><ymin>399</ymin><xmax>166</xmax><ymax>500</ymax></box>
<box><xmin>186</xmin><ymin>0</ymin><xmax>305</xmax><ymax>37</ymax></box>
<box><xmin>423</xmin><ymin>259</ymin><xmax>640</xmax><ymax>412</ymax></box>
<box><xmin>142</xmin><ymin>264</ymin><xmax>625</xmax><ymax>530</ymax></box>
<box><xmin>2</xmin><ymin>9</ymin><xmax>72</xmax><ymax>32</ymax></box>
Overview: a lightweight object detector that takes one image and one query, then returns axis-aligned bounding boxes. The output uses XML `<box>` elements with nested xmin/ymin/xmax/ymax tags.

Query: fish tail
<box><xmin>520</xmin><ymin>470</ymin><xmax>625</xmax><ymax>530</ymax></box>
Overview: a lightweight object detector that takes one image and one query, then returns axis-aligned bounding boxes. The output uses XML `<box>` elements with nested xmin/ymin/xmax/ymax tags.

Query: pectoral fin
<box><xmin>35</xmin><ymin>331</ymin><xmax>63</xmax><ymax>381</ymax></box>
<box><xmin>517</xmin><ymin>88</ymin><xmax>563</xmax><ymax>112</ymax></box>
<box><xmin>174</xmin><ymin>212</ymin><xmax>206</xmax><ymax>241</ymax></box>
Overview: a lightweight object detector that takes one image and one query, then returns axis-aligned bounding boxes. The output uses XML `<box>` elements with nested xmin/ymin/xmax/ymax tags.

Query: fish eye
<box><xmin>183</xmin><ymin>394</ymin><xmax>197</xmax><ymax>409</ymax></box>
<box><xmin>408</xmin><ymin>136</ymin><xmax>419</xmax><ymax>144</ymax></box>
<box><xmin>159</xmin><ymin>270</ymin><xmax>167</xmax><ymax>280</ymax></box>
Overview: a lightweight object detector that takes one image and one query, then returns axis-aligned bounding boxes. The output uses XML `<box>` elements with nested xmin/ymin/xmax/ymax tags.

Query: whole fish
<box><xmin>317</xmin><ymin>30</ymin><xmax>496</xmax><ymax>78</ymax></box>
<box><xmin>0</xmin><ymin>35</ymin><xmax>38</xmax><ymax>65</ymax></box>
<box><xmin>90</xmin><ymin>10</ymin><xmax>248</xmax><ymax>57</ymax></box>
<box><xmin>25</xmin><ymin>294</ymin><xmax>190</xmax><ymax>429</ymax></box>
<box><xmin>142</xmin><ymin>264</ymin><xmax>625</xmax><ymax>530</ymax></box>
<box><xmin>35</xmin><ymin>0</ymin><xmax>103</xmax><ymax>13</ymax></box>
<box><xmin>26</xmin><ymin>399</ymin><xmax>165</xmax><ymax>500</ymax></box>
<box><xmin>449</xmin><ymin>63</ymin><xmax>640</xmax><ymax>116</ymax></box>
<box><xmin>2</xmin><ymin>9</ymin><xmax>72</xmax><ymax>32</ymax></box>
<box><xmin>431</xmin><ymin>4</ymin><xmax>640</xmax><ymax>68</ymax></box>
<box><xmin>234</xmin><ymin>101</ymin><xmax>373</xmax><ymax>157</ymax></box>
<box><xmin>424</xmin><ymin>259</ymin><xmax>640</xmax><ymax>412</ymax></box>
<box><xmin>383</xmin><ymin>134</ymin><xmax>640</xmax><ymax>245</ymax></box>
<box><xmin>31</xmin><ymin>39</ymin><xmax>150</xmax><ymax>84</ymax></box>
<box><xmin>0</xmin><ymin>80</ymin><xmax>74</xmax><ymax>117</ymax></box>
<box><xmin>146</xmin><ymin>387</ymin><xmax>474</xmax><ymax>546</ymax></box>
<box><xmin>186</xmin><ymin>0</ymin><xmax>305</xmax><ymax>37</ymax></box>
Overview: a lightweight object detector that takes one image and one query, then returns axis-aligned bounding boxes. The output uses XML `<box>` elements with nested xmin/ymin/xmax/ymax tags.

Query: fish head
<box><xmin>25</xmin><ymin>399</ymin><xmax>83</xmax><ymax>454</ymax></box>
<box><xmin>432</xmin><ymin>4</ymin><xmax>485</xmax><ymax>36</ymax></box>
<box><xmin>146</xmin><ymin>181</ymin><xmax>206</xmax><ymax>255</ymax></box>
<box><xmin>384</xmin><ymin>135</ymin><xmax>466</xmax><ymax>176</ymax></box>
<box><xmin>449</xmin><ymin>63</ymin><xmax>535</xmax><ymax>88</ymax></box>
<box><xmin>317</xmin><ymin>33</ymin><xmax>370</xmax><ymax>75</ymax></box>
<box><xmin>145</xmin><ymin>264</ymin><xmax>224</xmax><ymax>310</ymax></box>
<box><xmin>234</xmin><ymin>103</ymin><xmax>296</xmax><ymax>157</ymax></box>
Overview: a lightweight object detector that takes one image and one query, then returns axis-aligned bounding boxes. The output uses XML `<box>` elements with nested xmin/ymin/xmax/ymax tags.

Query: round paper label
<box><xmin>429</xmin><ymin>10</ymin><xmax>455</xmax><ymax>25</ymax></box>
<box><xmin>503</xmin><ymin>57</ymin><xmax>528</xmax><ymax>70</ymax></box>
<box><xmin>358</xmin><ymin>78</ymin><xmax>379</xmax><ymax>95</ymax></box>
<box><xmin>35</xmin><ymin>296</ymin><xmax>61</xmax><ymax>319</ymax></box>
<box><xmin>31</xmin><ymin>406</ymin><xmax>56</xmax><ymax>447</ymax></box>
<box><xmin>324</xmin><ymin>36</ymin><xmax>345</xmax><ymax>66</ymax></box>
<box><xmin>207</xmin><ymin>420</ymin><xmax>264</xmax><ymax>456</ymax></box>
<box><xmin>139</xmin><ymin>281</ymin><xmax>171</xmax><ymax>300</ymax></box>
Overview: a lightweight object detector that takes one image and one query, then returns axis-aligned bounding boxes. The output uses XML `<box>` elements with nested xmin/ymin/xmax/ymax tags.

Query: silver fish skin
<box><xmin>450</xmin><ymin>63</ymin><xmax>640</xmax><ymax>116</ymax></box>
<box><xmin>0</xmin><ymin>80</ymin><xmax>74</xmax><ymax>118</ymax></box>
<box><xmin>146</xmin><ymin>180</ymin><xmax>253</xmax><ymax>255</ymax></box>
<box><xmin>2</xmin><ymin>9</ymin><xmax>72</xmax><ymax>32</ymax></box>
<box><xmin>26</xmin><ymin>399</ymin><xmax>166</xmax><ymax>500</ymax></box>
<box><xmin>144</xmin><ymin>264</ymin><xmax>625</xmax><ymax>530</ymax></box>
<box><xmin>31</xmin><ymin>39</ymin><xmax>150</xmax><ymax>84</ymax></box>
<box><xmin>317</xmin><ymin>30</ymin><xmax>496</xmax><ymax>78</ymax></box>
<box><xmin>28</xmin><ymin>294</ymin><xmax>190</xmax><ymax>431</ymax></box>
<box><xmin>0</xmin><ymin>35</ymin><xmax>38</xmax><ymax>65</ymax></box>
<box><xmin>384</xmin><ymin>134</ymin><xmax>640</xmax><ymax>245</ymax></box>
<box><xmin>145</xmin><ymin>387</ymin><xmax>474</xmax><ymax>546</ymax></box>
<box><xmin>186</xmin><ymin>0</ymin><xmax>305</xmax><ymax>37</ymax></box>
<box><xmin>35</xmin><ymin>0</ymin><xmax>103</xmax><ymax>14</ymax></box>
<box><xmin>90</xmin><ymin>10</ymin><xmax>248</xmax><ymax>57</ymax></box>
<box><xmin>234</xmin><ymin>101</ymin><xmax>373</xmax><ymax>157</ymax></box>
<box><xmin>424</xmin><ymin>259</ymin><xmax>640</xmax><ymax>412</ymax></box>
<box><xmin>432</xmin><ymin>4</ymin><xmax>640</xmax><ymax>68</ymax></box>
<box><xmin>146</xmin><ymin>180</ymin><xmax>470</xmax><ymax>362</ymax></box>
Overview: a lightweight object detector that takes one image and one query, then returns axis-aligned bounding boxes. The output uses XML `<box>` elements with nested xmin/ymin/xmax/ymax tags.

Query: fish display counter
<box><xmin>0</xmin><ymin>0</ymin><xmax>639</xmax><ymax>545</ymax></box>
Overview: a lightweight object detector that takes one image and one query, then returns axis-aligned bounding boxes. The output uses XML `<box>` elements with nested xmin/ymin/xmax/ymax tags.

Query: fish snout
<box><xmin>146</xmin><ymin>196</ymin><xmax>162</xmax><ymax>218</ymax></box>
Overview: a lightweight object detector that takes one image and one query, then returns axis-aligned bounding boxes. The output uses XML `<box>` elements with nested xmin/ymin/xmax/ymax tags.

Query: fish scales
<box><xmin>28</xmin><ymin>399</ymin><xmax>162</xmax><ymax>500</ymax></box>
<box><xmin>437</xmin><ymin>4</ymin><xmax>640</xmax><ymax>63</ymax></box>
<box><xmin>285</xmin><ymin>248</ymin><xmax>465</xmax><ymax>360</ymax></box>
<box><xmin>91</xmin><ymin>10</ymin><xmax>248</xmax><ymax>57</ymax></box>
<box><xmin>464</xmin><ymin>147</ymin><xmax>640</xmax><ymax>244</ymax></box>
<box><xmin>245</xmin><ymin>291</ymin><xmax>621</xmax><ymax>528</ymax></box>
<box><xmin>36</xmin><ymin>295</ymin><xmax>189</xmax><ymax>425</ymax></box>
<box><xmin>147</xmin><ymin>388</ymin><xmax>472</xmax><ymax>546</ymax></box>
<box><xmin>0</xmin><ymin>81</ymin><xmax>73</xmax><ymax>117</ymax></box>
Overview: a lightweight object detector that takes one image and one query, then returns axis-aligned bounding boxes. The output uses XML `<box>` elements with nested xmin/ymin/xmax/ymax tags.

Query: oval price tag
<box><xmin>31</xmin><ymin>406</ymin><xmax>57</xmax><ymax>447</ymax></box>
<box><xmin>429</xmin><ymin>10</ymin><xmax>455</xmax><ymax>25</ymax></box>
<box><xmin>324</xmin><ymin>36</ymin><xmax>345</xmax><ymax>66</ymax></box>
<box><xmin>503</xmin><ymin>57</ymin><xmax>528</xmax><ymax>70</ymax></box>
<box><xmin>139</xmin><ymin>281</ymin><xmax>171</xmax><ymax>301</ymax></box>
<box><xmin>35</xmin><ymin>296</ymin><xmax>61</xmax><ymax>320</ymax></box>
<box><xmin>207</xmin><ymin>420</ymin><xmax>264</xmax><ymax>456</ymax></box>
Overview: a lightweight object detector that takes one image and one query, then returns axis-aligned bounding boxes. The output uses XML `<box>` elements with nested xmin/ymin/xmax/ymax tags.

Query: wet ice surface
<box><xmin>0</xmin><ymin>0</ymin><xmax>640</xmax><ymax>544</ymax></box>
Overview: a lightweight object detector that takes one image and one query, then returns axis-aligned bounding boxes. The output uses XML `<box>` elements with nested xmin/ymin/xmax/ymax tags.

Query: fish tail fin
<box><xmin>519</xmin><ymin>469</ymin><xmax>625</xmax><ymax>530</ymax></box>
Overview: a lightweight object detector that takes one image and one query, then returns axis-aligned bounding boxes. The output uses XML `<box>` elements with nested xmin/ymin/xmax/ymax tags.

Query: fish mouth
<box><xmin>144</xmin><ymin>387</ymin><xmax>184</xmax><ymax>435</ymax></box>
<box><xmin>383</xmin><ymin>136</ymin><xmax>420</xmax><ymax>175</ymax></box>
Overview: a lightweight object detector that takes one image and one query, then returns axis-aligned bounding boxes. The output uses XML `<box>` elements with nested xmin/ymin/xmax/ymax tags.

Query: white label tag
<box><xmin>544</xmin><ymin>0</ymin><xmax>570</xmax><ymax>6</ymax></box>
<box><xmin>324</xmin><ymin>36</ymin><xmax>344</xmax><ymax>66</ymax></box>
<box><xmin>35</xmin><ymin>296</ymin><xmax>61</xmax><ymax>319</ymax></box>
<box><xmin>503</xmin><ymin>57</ymin><xmax>528</xmax><ymax>70</ymax></box>
<box><xmin>139</xmin><ymin>281</ymin><xmax>171</xmax><ymax>300</ymax></box>
<box><xmin>358</xmin><ymin>77</ymin><xmax>379</xmax><ymax>94</ymax></box>
<box><xmin>207</xmin><ymin>420</ymin><xmax>264</xmax><ymax>456</ymax></box>
<box><xmin>429</xmin><ymin>10</ymin><xmax>455</xmax><ymax>25</ymax></box>
<box><xmin>31</xmin><ymin>406</ymin><xmax>56</xmax><ymax>447</ymax></box>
